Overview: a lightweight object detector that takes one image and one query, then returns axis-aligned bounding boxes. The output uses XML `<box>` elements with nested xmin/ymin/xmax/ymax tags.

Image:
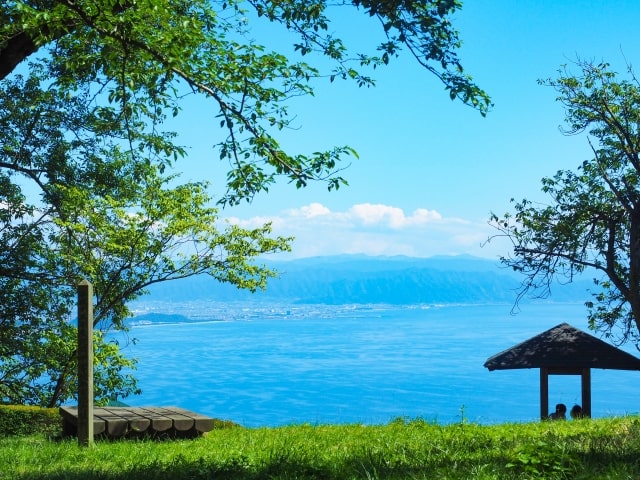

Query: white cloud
<box><xmin>285</xmin><ymin>202</ymin><xmax>331</xmax><ymax>218</ymax></box>
<box><xmin>347</xmin><ymin>203</ymin><xmax>441</xmax><ymax>228</ymax></box>
<box><xmin>223</xmin><ymin>202</ymin><xmax>509</xmax><ymax>259</ymax></box>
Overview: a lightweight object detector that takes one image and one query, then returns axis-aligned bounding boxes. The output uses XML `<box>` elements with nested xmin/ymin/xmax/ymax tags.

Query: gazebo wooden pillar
<box><xmin>485</xmin><ymin>323</ymin><xmax>640</xmax><ymax>420</ymax></box>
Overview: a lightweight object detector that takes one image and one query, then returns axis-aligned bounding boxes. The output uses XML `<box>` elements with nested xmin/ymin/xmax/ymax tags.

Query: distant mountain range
<box><xmin>143</xmin><ymin>254</ymin><xmax>594</xmax><ymax>305</ymax></box>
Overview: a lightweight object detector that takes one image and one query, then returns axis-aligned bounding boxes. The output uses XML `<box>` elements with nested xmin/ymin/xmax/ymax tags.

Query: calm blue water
<box><xmin>119</xmin><ymin>302</ymin><xmax>640</xmax><ymax>427</ymax></box>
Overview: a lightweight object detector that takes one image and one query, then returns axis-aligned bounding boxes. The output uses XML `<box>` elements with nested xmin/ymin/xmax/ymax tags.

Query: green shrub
<box><xmin>0</xmin><ymin>405</ymin><xmax>61</xmax><ymax>437</ymax></box>
<box><xmin>506</xmin><ymin>438</ymin><xmax>578</xmax><ymax>477</ymax></box>
<box><xmin>211</xmin><ymin>418</ymin><xmax>242</xmax><ymax>430</ymax></box>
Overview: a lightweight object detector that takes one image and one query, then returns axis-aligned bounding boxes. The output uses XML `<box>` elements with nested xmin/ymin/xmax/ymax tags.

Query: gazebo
<box><xmin>484</xmin><ymin>323</ymin><xmax>640</xmax><ymax>419</ymax></box>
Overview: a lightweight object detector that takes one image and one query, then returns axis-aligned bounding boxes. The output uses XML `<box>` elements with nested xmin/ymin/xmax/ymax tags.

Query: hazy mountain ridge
<box><xmin>144</xmin><ymin>255</ymin><xmax>593</xmax><ymax>305</ymax></box>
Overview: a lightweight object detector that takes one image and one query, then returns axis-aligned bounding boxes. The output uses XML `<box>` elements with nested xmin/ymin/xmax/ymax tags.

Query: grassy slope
<box><xmin>3</xmin><ymin>417</ymin><xmax>640</xmax><ymax>479</ymax></box>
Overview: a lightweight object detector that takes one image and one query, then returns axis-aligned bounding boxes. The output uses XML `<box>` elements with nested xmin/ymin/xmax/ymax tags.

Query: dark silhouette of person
<box><xmin>549</xmin><ymin>403</ymin><xmax>567</xmax><ymax>420</ymax></box>
<box><xmin>570</xmin><ymin>404</ymin><xmax>583</xmax><ymax>419</ymax></box>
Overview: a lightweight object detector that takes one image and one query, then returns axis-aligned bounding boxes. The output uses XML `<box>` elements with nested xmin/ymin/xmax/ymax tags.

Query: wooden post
<box><xmin>581</xmin><ymin>368</ymin><xmax>592</xmax><ymax>418</ymax></box>
<box><xmin>77</xmin><ymin>279</ymin><xmax>94</xmax><ymax>447</ymax></box>
<box><xmin>540</xmin><ymin>367</ymin><xmax>549</xmax><ymax>420</ymax></box>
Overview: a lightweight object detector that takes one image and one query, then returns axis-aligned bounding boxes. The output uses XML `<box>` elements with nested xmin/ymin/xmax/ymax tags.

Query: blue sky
<box><xmin>170</xmin><ymin>1</ymin><xmax>640</xmax><ymax>260</ymax></box>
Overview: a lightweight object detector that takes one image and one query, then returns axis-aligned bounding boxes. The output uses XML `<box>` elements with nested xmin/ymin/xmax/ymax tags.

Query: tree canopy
<box><xmin>490</xmin><ymin>60</ymin><xmax>640</xmax><ymax>346</ymax></box>
<box><xmin>1</xmin><ymin>0</ymin><xmax>490</xmax><ymax>204</ymax></box>
<box><xmin>0</xmin><ymin>0</ymin><xmax>489</xmax><ymax>406</ymax></box>
<box><xmin>0</xmin><ymin>65</ymin><xmax>290</xmax><ymax>406</ymax></box>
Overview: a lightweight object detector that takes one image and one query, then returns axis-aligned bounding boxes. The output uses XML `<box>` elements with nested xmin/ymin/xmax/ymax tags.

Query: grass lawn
<box><xmin>2</xmin><ymin>416</ymin><xmax>640</xmax><ymax>479</ymax></box>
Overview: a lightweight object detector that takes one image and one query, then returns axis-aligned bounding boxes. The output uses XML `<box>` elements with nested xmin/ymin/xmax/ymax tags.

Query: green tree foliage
<box><xmin>490</xmin><ymin>60</ymin><xmax>640</xmax><ymax>345</ymax></box>
<box><xmin>1</xmin><ymin>1</ymin><xmax>490</xmax><ymax>207</ymax></box>
<box><xmin>0</xmin><ymin>67</ymin><xmax>290</xmax><ymax>406</ymax></box>
<box><xmin>0</xmin><ymin>1</ymin><xmax>489</xmax><ymax>406</ymax></box>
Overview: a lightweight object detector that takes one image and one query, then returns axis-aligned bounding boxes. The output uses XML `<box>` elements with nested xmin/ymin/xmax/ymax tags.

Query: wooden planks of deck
<box><xmin>60</xmin><ymin>406</ymin><xmax>215</xmax><ymax>438</ymax></box>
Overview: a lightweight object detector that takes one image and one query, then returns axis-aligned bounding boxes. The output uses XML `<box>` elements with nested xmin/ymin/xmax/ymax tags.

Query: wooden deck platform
<box><xmin>60</xmin><ymin>406</ymin><xmax>215</xmax><ymax>438</ymax></box>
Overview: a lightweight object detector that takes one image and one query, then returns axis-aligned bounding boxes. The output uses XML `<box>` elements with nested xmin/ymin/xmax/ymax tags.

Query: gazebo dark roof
<box><xmin>484</xmin><ymin>322</ymin><xmax>640</xmax><ymax>371</ymax></box>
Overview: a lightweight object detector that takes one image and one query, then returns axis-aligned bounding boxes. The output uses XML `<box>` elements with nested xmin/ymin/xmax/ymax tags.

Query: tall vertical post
<box><xmin>77</xmin><ymin>279</ymin><xmax>94</xmax><ymax>447</ymax></box>
<box><xmin>581</xmin><ymin>368</ymin><xmax>592</xmax><ymax>418</ymax></box>
<box><xmin>540</xmin><ymin>367</ymin><xmax>549</xmax><ymax>420</ymax></box>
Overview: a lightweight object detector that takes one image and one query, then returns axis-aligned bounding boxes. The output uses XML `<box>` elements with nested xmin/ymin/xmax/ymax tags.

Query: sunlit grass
<box><xmin>3</xmin><ymin>416</ymin><xmax>640</xmax><ymax>479</ymax></box>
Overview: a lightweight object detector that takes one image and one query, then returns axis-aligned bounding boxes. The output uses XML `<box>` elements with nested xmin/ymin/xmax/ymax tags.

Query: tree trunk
<box><xmin>47</xmin><ymin>356</ymin><xmax>74</xmax><ymax>408</ymax></box>
<box><xmin>628</xmin><ymin>208</ymin><xmax>640</xmax><ymax>337</ymax></box>
<box><xmin>0</xmin><ymin>32</ymin><xmax>38</xmax><ymax>80</ymax></box>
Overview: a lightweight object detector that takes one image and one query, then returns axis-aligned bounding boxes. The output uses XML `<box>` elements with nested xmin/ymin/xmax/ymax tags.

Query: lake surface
<box><xmin>120</xmin><ymin>302</ymin><xmax>640</xmax><ymax>427</ymax></box>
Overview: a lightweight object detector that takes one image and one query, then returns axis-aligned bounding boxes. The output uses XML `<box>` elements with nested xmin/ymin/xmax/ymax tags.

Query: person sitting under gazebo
<box><xmin>570</xmin><ymin>404</ymin><xmax>583</xmax><ymax>419</ymax></box>
<box><xmin>549</xmin><ymin>403</ymin><xmax>567</xmax><ymax>420</ymax></box>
